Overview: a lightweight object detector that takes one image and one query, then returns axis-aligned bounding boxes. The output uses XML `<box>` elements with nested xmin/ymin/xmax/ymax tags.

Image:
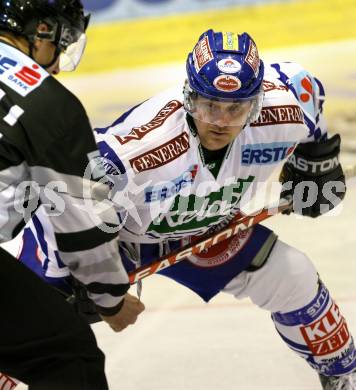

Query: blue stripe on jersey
<box><xmin>20</xmin><ymin>227</ymin><xmax>73</xmax><ymax>294</ymax></box>
<box><xmin>270</xmin><ymin>63</ymin><xmax>321</xmax><ymax>141</ymax></box>
<box><xmin>97</xmin><ymin>140</ymin><xmax>128</xmax><ymax>193</ymax></box>
<box><xmin>97</xmin><ymin>140</ymin><xmax>126</xmax><ymax>174</ymax></box>
<box><xmin>303</xmin><ymin>114</ymin><xmax>317</xmax><ymax>139</ymax></box>
<box><xmin>32</xmin><ymin>215</ymin><xmax>67</xmax><ymax>271</ymax></box>
<box><xmin>95</xmin><ymin>101</ymin><xmax>145</xmax><ymax>134</ymax></box>
<box><xmin>314</xmin><ymin>77</ymin><xmax>326</xmax><ymax>99</ymax></box>
<box><xmin>20</xmin><ymin>227</ymin><xmax>46</xmax><ymax>279</ymax></box>
<box><xmin>32</xmin><ymin>214</ymin><xmax>50</xmax><ymax>272</ymax></box>
<box><xmin>314</xmin><ymin>77</ymin><xmax>326</xmax><ymax>116</ymax></box>
<box><xmin>54</xmin><ymin>250</ymin><xmax>67</xmax><ymax>269</ymax></box>
<box><xmin>275</xmin><ymin>328</ymin><xmax>311</xmax><ymax>353</ymax></box>
<box><xmin>272</xmin><ymin>283</ymin><xmax>330</xmax><ymax>326</ymax></box>
<box><xmin>270</xmin><ymin>63</ymin><xmax>298</xmax><ymax>98</ymax></box>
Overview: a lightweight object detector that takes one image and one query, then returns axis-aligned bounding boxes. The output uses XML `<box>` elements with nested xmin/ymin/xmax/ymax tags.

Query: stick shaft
<box><xmin>128</xmin><ymin>200</ymin><xmax>291</xmax><ymax>284</ymax></box>
<box><xmin>129</xmin><ymin>162</ymin><xmax>356</xmax><ymax>284</ymax></box>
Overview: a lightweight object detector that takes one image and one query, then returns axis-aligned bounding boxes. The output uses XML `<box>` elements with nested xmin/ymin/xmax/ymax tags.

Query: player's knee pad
<box><xmin>272</xmin><ymin>281</ymin><xmax>356</xmax><ymax>376</ymax></box>
<box><xmin>247</xmin><ymin>241</ymin><xmax>318</xmax><ymax>313</ymax></box>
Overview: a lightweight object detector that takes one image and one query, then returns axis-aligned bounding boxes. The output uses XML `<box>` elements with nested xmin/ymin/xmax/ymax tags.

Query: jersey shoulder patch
<box><xmin>268</xmin><ymin>62</ymin><xmax>320</xmax><ymax>119</ymax></box>
<box><xmin>0</xmin><ymin>42</ymin><xmax>49</xmax><ymax>97</ymax></box>
<box><xmin>98</xmin><ymin>86</ymin><xmax>185</xmax><ymax>143</ymax></box>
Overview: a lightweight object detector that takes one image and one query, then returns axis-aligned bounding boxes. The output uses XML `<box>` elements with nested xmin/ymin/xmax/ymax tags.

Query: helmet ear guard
<box><xmin>246</xmin><ymin>88</ymin><xmax>264</xmax><ymax>124</ymax></box>
<box><xmin>183</xmin><ymin>80</ymin><xmax>197</xmax><ymax>113</ymax></box>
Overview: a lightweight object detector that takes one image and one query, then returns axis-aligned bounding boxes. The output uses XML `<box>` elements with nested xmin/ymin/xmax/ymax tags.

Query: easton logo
<box><xmin>193</xmin><ymin>35</ymin><xmax>213</xmax><ymax>73</ymax></box>
<box><xmin>251</xmin><ymin>105</ymin><xmax>304</xmax><ymax>127</ymax></box>
<box><xmin>245</xmin><ymin>40</ymin><xmax>260</xmax><ymax>76</ymax></box>
<box><xmin>116</xmin><ymin>100</ymin><xmax>182</xmax><ymax>144</ymax></box>
<box><xmin>130</xmin><ymin>132</ymin><xmax>190</xmax><ymax>173</ymax></box>
<box><xmin>300</xmin><ymin>302</ymin><xmax>350</xmax><ymax>356</ymax></box>
<box><xmin>287</xmin><ymin>155</ymin><xmax>339</xmax><ymax>175</ymax></box>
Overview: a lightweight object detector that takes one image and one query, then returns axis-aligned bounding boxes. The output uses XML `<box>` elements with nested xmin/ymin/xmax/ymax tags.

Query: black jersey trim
<box><xmin>87</xmin><ymin>282</ymin><xmax>129</xmax><ymax>297</ymax></box>
<box><xmin>55</xmin><ymin>224</ymin><xmax>118</xmax><ymax>253</ymax></box>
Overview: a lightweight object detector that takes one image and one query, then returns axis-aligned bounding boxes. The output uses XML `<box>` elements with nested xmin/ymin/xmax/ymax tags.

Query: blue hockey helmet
<box><xmin>184</xmin><ymin>29</ymin><xmax>264</xmax><ymax>126</ymax></box>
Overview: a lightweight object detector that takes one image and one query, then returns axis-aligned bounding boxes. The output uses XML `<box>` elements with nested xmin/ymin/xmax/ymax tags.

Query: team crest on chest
<box><xmin>183</xmin><ymin>227</ymin><xmax>252</xmax><ymax>268</ymax></box>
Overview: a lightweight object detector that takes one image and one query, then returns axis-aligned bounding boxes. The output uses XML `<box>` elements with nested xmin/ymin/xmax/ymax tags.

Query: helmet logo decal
<box><xmin>222</xmin><ymin>32</ymin><xmax>239</xmax><ymax>51</ymax></box>
<box><xmin>245</xmin><ymin>40</ymin><xmax>260</xmax><ymax>77</ymax></box>
<box><xmin>213</xmin><ymin>75</ymin><xmax>241</xmax><ymax>92</ymax></box>
<box><xmin>217</xmin><ymin>59</ymin><xmax>241</xmax><ymax>74</ymax></box>
<box><xmin>193</xmin><ymin>36</ymin><xmax>213</xmax><ymax>73</ymax></box>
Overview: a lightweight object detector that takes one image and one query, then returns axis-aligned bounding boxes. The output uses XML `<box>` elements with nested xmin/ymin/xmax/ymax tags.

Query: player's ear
<box><xmin>37</xmin><ymin>23</ymin><xmax>48</xmax><ymax>31</ymax></box>
<box><xmin>33</xmin><ymin>23</ymin><xmax>53</xmax><ymax>54</ymax></box>
<box><xmin>35</xmin><ymin>23</ymin><xmax>50</xmax><ymax>39</ymax></box>
<box><xmin>33</xmin><ymin>23</ymin><xmax>48</xmax><ymax>50</ymax></box>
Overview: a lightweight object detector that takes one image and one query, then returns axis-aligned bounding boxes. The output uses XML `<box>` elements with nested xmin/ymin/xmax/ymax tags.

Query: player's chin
<box><xmin>205</xmin><ymin>135</ymin><xmax>232</xmax><ymax>150</ymax></box>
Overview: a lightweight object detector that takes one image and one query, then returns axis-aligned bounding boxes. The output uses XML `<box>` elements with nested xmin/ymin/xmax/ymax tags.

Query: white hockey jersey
<box><xmin>20</xmin><ymin>62</ymin><xmax>328</xmax><ymax>301</ymax></box>
<box><xmin>95</xmin><ymin>62</ymin><xmax>326</xmax><ymax>241</ymax></box>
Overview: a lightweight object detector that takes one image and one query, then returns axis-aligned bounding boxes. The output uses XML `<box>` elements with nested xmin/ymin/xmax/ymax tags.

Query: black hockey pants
<box><xmin>0</xmin><ymin>247</ymin><xmax>109</xmax><ymax>390</ymax></box>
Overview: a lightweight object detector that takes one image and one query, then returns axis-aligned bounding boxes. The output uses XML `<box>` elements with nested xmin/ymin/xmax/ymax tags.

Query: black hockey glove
<box><xmin>279</xmin><ymin>134</ymin><xmax>346</xmax><ymax>218</ymax></box>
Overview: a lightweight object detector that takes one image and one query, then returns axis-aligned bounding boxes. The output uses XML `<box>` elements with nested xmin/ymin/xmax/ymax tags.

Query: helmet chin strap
<box><xmin>29</xmin><ymin>40</ymin><xmax>61</xmax><ymax>71</ymax></box>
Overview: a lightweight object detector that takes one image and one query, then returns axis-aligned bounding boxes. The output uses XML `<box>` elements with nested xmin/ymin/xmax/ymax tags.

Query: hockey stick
<box><xmin>3</xmin><ymin>164</ymin><xmax>356</xmax><ymax>389</ymax></box>
<box><xmin>1</xmin><ymin>204</ymin><xmax>287</xmax><ymax>390</ymax></box>
<box><xmin>129</xmin><ymin>198</ymin><xmax>291</xmax><ymax>284</ymax></box>
<box><xmin>129</xmin><ymin>163</ymin><xmax>356</xmax><ymax>284</ymax></box>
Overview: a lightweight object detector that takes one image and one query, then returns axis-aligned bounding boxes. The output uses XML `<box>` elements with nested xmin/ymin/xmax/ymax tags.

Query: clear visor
<box><xmin>186</xmin><ymin>94</ymin><xmax>256</xmax><ymax>127</ymax></box>
<box><xmin>59</xmin><ymin>32</ymin><xmax>87</xmax><ymax>71</ymax></box>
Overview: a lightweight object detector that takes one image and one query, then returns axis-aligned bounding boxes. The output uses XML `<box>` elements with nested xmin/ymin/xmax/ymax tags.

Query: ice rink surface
<box><xmin>8</xmin><ymin>39</ymin><xmax>356</xmax><ymax>389</ymax></box>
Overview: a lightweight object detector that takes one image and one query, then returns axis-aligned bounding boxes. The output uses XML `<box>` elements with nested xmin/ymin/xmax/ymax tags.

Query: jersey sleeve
<box><xmin>0</xmin><ymin>135</ymin><xmax>30</xmax><ymax>242</ymax></box>
<box><xmin>0</xmin><ymin>80</ymin><xmax>129</xmax><ymax>313</ymax></box>
<box><xmin>34</xmin><ymin>96</ymin><xmax>129</xmax><ymax>312</ymax></box>
<box><xmin>0</xmin><ymin>41</ymin><xmax>130</xmax><ymax>312</ymax></box>
<box><xmin>271</xmin><ymin>62</ymin><xmax>328</xmax><ymax>143</ymax></box>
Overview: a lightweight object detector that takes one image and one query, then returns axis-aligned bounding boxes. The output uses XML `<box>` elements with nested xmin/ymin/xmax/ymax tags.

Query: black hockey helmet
<box><xmin>0</xmin><ymin>0</ymin><xmax>90</xmax><ymax>71</ymax></box>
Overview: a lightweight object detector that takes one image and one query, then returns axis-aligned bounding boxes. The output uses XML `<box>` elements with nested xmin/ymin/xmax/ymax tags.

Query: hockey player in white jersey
<box><xmin>18</xmin><ymin>29</ymin><xmax>355</xmax><ymax>389</ymax></box>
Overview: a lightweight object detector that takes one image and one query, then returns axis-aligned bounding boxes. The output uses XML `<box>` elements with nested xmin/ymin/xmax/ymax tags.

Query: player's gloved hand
<box><xmin>279</xmin><ymin>134</ymin><xmax>346</xmax><ymax>218</ymax></box>
<box><xmin>99</xmin><ymin>293</ymin><xmax>145</xmax><ymax>333</ymax></box>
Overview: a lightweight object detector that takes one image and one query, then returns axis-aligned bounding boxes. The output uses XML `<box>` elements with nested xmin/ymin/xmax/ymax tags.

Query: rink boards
<box><xmin>58</xmin><ymin>0</ymin><xmax>356</xmax><ymax>146</ymax></box>
<box><xmin>77</xmin><ymin>0</ymin><xmax>356</xmax><ymax>73</ymax></box>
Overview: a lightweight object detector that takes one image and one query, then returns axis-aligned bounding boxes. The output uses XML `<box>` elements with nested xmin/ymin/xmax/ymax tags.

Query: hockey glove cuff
<box><xmin>279</xmin><ymin>134</ymin><xmax>346</xmax><ymax>218</ymax></box>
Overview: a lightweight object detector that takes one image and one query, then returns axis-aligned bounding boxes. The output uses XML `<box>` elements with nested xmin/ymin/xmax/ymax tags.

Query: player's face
<box><xmin>32</xmin><ymin>24</ymin><xmax>61</xmax><ymax>75</ymax></box>
<box><xmin>192</xmin><ymin>97</ymin><xmax>252</xmax><ymax>151</ymax></box>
